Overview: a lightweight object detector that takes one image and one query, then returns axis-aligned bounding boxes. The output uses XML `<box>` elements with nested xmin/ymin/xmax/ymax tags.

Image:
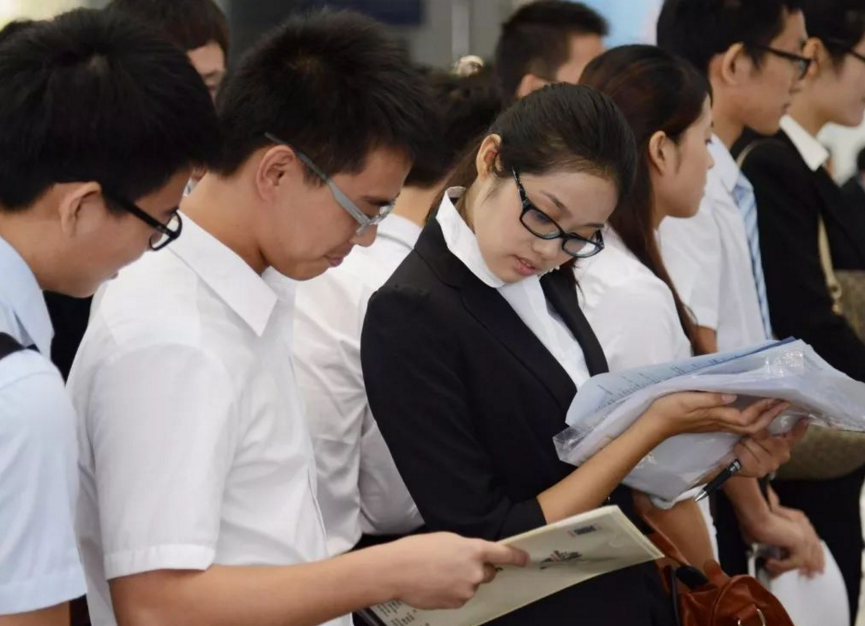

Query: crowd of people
<box><xmin>3</xmin><ymin>1</ymin><xmax>865</xmax><ymax>625</ymax></box>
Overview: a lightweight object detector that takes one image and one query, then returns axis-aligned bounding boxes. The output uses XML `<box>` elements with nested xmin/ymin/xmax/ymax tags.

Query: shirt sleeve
<box><xmin>0</xmin><ymin>356</ymin><xmax>86</xmax><ymax>614</ymax></box>
<box><xmin>293</xmin><ymin>275</ymin><xmax>371</xmax><ymax>553</ymax></box>
<box><xmin>659</xmin><ymin>199</ymin><xmax>723</xmax><ymax>330</ymax></box>
<box><xmin>79</xmin><ymin>344</ymin><xmax>237</xmax><ymax>579</ymax></box>
<box><xmin>357</xmin><ymin>407</ymin><xmax>423</xmax><ymax>536</ymax></box>
<box><xmin>583</xmin><ymin>277</ymin><xmax>691</xmax><ymax>373</ymax></box>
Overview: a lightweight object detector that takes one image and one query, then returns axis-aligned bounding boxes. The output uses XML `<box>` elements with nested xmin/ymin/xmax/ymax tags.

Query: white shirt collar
<box><xmin>708</xmin><ymin>135</ymin><xmax>741</xmax><ymax>193</ymax></box>
<box><xmin>0</xmin><ymin>235</ymin><xmax>53</xmax><ymax>355</ymax></box>
<box><xmin>376</xmin><ymin>213</ymin><xmax>422</xmax><ymax>250</ymax></box>
<box><xmin>168</xmin><ymin>212</ymin><xmax>278</xmax><ymax>336</ymax></box>
<box><xmin>435</xmin><ymin>188</ymin><xmax>504</xmax><ymax>288</ymax></box>
<box><xmin>780</xmin><ymin>115</ymin><xmax>830</xmax><ymax>172</ymax></box>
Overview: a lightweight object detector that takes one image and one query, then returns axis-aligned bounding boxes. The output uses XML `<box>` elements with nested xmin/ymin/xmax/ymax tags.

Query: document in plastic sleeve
<box><xmin>358</xmin><ymin>505</ymin><xmax>662</xmax><ymax>626</ymax></box>
<box><xmin>555</xmin><ymin>338</ymin><xmax>865</xmax><ymax>502</ymax></box>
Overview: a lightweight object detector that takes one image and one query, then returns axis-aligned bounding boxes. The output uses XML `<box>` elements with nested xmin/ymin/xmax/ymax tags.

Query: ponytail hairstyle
<box><xmin>444</xmin><ymin>82</ymin><xmax>637</xmax><ymax>234</ymax></box>
<box><xmin>580</xmin><ymin>45</ymin><xmax>711</xmax><ymax>355</ymax></box>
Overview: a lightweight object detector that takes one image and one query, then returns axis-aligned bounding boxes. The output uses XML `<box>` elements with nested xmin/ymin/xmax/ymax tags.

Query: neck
<box><xmin>392</xmin><ymin>185</ymin><xmax>442</xmax><ymax>227</ymax></box>
<box><xmin>713</xmin><ymin>115</ymin><xmax>744</xmax><ymax>151</ymax></box>
<box><xmin>0</xmin><ymin>207</ymin><xmax>62</xmax><ymax>292</ymax></box>
<box><xmin>182</xmin><ymin>173</ymin><xmax>268</xmax><ymax>274</ymax></box>
<box><xmin>788</xmin><ymin>96</ymin><xmax>827</xmax><ymax>138</ymax></box>
<box><xmin>710</xmin><ymin>88</ymin><xmax>745</xmax><ymax>149</ymax></box>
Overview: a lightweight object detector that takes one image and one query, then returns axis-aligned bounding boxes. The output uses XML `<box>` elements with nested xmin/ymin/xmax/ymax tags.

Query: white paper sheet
<box><xmin>556</xmin><ymin>339</ymin><xmax>865</xmax><ymax>501</ymax></box>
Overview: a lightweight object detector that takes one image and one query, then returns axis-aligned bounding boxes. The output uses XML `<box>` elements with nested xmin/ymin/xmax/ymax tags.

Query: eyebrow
<box><xmin>201</xmin><ymin>70</ymin><xmax>225</xmax><ymax>80</ymax></box>
<box><xmin>542</xmin><ymin>191</ymin><xmax>604</xmax><ymax>229</ymax></box>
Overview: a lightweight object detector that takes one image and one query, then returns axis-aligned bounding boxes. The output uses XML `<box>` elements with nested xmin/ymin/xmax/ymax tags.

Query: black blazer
<box><xmin>838</xmin><ymin>177</ymin><xmax>865</xmax><ymax>270</ymax></box>
<box><xmin>738</xmin><ymin>131</ymin><xmax>865</xmax><ymax>382</ymax></box>
<box><xmin>361</xmin><ymin>221</ymin><xmax>672</xmax><ymax>625</ymax></box>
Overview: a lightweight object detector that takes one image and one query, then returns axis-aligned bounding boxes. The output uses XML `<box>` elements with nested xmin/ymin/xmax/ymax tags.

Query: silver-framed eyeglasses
<box><xmin>512</xmin><ymin>169</ymin><xmax>604</xmax><ymax>259</ymax></box>
<box><xmin>265</xmin><ymin>132</ymin><xmax>395</xmax><ymax>235</ymax></box>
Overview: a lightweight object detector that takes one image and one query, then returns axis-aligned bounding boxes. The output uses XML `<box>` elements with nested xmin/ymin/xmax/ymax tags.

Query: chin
<box><xmin>753</xmin><ymin>118</ymin><xmax>783</xmax><ymax>137</ymax></box>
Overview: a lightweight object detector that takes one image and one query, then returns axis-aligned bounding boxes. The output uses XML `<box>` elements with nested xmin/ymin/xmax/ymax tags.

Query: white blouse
<box><xmin>436</xmin><ymin>188</ymin><xmax>590</xmax><ymax>389</ymax></box>
<box><xmin>575</xmin><ymin>227</ymin><xmax>691</xmax><ymax>369</ymax></box>
<box><xmin>576</xmin><ymin>227</ymin><xmax>716</xmax><ymax>550</ymax></box>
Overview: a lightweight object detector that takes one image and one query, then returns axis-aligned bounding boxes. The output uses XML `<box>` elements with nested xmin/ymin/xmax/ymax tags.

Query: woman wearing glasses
<box><xmin>360</xmin><ymin>83</ymin><xmax>790</xmax><ymax>625</ymax></box>
<box><xmin>736</xmin><ymin>1</ymin><xmax>865</xmax><ymax>620</ymax></box>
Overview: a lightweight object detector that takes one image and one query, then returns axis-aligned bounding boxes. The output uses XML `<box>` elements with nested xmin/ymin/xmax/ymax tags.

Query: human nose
<box><xmin>351</xmin><ymin>224</ymin><xmax>378</xmax><ymax>248</ymax></box>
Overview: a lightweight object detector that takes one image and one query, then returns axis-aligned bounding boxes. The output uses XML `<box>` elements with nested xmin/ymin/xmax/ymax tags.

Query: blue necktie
<box><xmin>732</xmin><ymin>174</ymin><xmax>773</xmax><ymax>339</ymax></box>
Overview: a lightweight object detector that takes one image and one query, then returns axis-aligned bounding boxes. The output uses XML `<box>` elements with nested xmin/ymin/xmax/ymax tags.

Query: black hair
<box><xmin>581</xmin><ymin>45</ymin><xmax>711</xmax><ymax>355</ymax></box>
<box><xmin>797</xmin><ymin>0</ymin><xmax>865</xmax><ymax>66</ymax></box>
<box><xmin>0</xmin><ymin>9</ymin><xmax>221</xmax><ymax>212</ymax></box>
<box><xmin>213</xmin><ymin>10</ymin><xmax>438</xmax><ymax>183</ymax></box>
<box><xmin>405</xmin><ymin>70</ymin><xmax>501</xmax><ymax>188</ymax></box>
<box><xmin>657</xmin><ymin>0</ymin><xmax>803</xmax><ymax>76</ymax></box>
<box><xmin>494</xmin><ymin>1</ymin><xmax>608</xmax><ymax>101</ymax></box>
<box><xmin>0</xmin><ymin>20</ymin><xmax>36</xmax><ymax>46</ymax></box>
<box><xmin>449</xmin><ymin>82</ymin><xmax>636</xmax><ymax>218</ymax></box>
<box><xmin>106</xmin><ymin>0</ymin><xmax>230</xmax><ymax>56</ymax></box>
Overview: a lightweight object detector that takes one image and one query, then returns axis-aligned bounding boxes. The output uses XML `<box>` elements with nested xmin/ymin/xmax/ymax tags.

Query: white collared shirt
<box><xmin>436</xmin><ymin>189</ymin><xmax>590</xmax><ymax>387</ymax></box>
<box><xmin>659</xmin><ymin>136</ymin><xmax>768</xmax><ymax>351</ymax></box>
<box><xmin>574</xmin><ymin>229</ymin><xmax>718</xmax><ymax>549</ymax></box>
<box><xmin>69</xmin><ymin>215</ymin><xmax>346</xmax><ymax>626</ymax></box>
<box><xmin>780</xmin><ymin>115</ymin><xmax>830</xmax><ymax>172</ymax></box>
<box><xmin>0</xmin><ymin>237</ymin><xmax>86</xmax><ymax>614</ymax></box>
<box><xmin>576</xmin><ymin>228</ymin><xmax>692</xmax><ymax>370</ymax></box>
<box><xmin>293</xmin><ymin>214</ymin><xmax>424</xmax><ymax>555</ymax></box>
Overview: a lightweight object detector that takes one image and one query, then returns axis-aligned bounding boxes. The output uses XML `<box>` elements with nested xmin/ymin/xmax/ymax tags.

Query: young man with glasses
<box><xmin>736</xmin><ymin>2</ymin><xmax>865</xmax><ymax>619</ymax></box>
<box><xmin>655</xmin><ymin>0</ymin><xmax>828</xmax><ymax>608</ymax></box>
<box><xmin>67</xmin><ymin>11</ymin><xmax>527</xmax><ymax>626</ymax></box>
<box><xmin>291</xmin><ymin>71</ymin><xmax>501</xmax><ymax>558</ymax></box>
<box><xmin>0</xmin><ymin>10</ymin><xmax>220</xmax><ymax>626</ymax></box>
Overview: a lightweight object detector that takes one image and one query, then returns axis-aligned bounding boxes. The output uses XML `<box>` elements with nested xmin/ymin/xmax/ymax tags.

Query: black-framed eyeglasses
<box><xmin>102</xmin><ymin>188</ymin><xmax>182</xmax><ymax>251</ymax></box>
<box><xmin>512</xmin><ymin>169</ymin><xmax>604</xmax><ymax>259</ymax></box>
<box><xmin>264</xmin><ymin>132</ymin><xmax>395</xmax><ymax>236</ymax></box>
<box><xmin>748</xmin><ymin>44</ymin><xmax>812</xmax><ymax>79</ymax></box>
<box><xmin>824</xmin><ymin>39</ymin><xmax>865</xmax><ymax>65</ymax></box>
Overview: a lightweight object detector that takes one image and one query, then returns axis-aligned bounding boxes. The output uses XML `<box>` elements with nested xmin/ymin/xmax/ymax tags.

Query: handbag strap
<box><xmin>818</xmin><ymin>217</ymin><xmax>844</xmax><ymax>315</ymax></box>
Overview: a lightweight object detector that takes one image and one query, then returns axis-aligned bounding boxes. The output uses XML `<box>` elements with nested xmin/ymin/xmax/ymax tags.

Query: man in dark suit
<box><xmin>839</xmin><ymin>146</ymin><xmax>865</xmax><ymax>269</ymax></box>
<box><xmin>735</xmin><ymin>1</ymin><xmax>865</xmax><ymax>620</ymax></box>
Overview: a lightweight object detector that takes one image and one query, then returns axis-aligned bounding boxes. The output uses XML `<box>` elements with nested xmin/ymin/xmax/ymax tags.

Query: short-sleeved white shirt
<box><xmin>69</xmin><ymin>215</ymin><xmax>347</xmax><ymax>626</ymax></box>
<box><xmin>659</xmin><ymin>136</ymin><xmax>768</xmax><ymax>351</ymax></box>
<box><xmin>293</xmin><ymin>214</ymin><xmax>424</xmax><ymax>555</ymax></box>
<box><xmin>0</xmin><ymin>236</ymin><xmax>86</xmax><ymax>614</ymax></box>
<box><xmin>576</xmin><ymin>228</ymin><xmax>692</xmax><ymax>371</ymax></box>
<box><xmin>576</xmin><ymin>229</ymin><xmax>717</xmax><ymax>553</ymax></box>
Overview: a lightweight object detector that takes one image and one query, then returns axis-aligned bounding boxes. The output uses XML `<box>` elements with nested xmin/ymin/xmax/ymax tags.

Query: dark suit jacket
<box><xmin>361</xmin><ymin>220</ymin><xmax>672</xmax><ymax>625</ymax></box>
<box><xmin>838</xmin><ymin>177</ymin><xmax>865</xmax><ymax>270</ymax></box>
<box><xmin>738</xmin><ymin>131</ymin><xmax>865</xmax><ymax>382</ymax></box>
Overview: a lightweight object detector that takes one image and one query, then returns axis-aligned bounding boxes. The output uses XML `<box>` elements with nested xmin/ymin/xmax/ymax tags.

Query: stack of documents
<box><xmin>555</xmin><ymin>339</ymin><xmax>865</xmax><ymax>502</ymax></box>
<box><xmin>359</xmin><ymin>506</ymin><xmax>662</xmax><ymax>626</ymax></box>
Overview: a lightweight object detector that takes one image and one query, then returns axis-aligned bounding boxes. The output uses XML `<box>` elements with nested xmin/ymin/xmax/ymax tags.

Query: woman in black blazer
<box><xmin>361</xmin><ymin>84</ymin><xmax>790</xmax><ymax>625</ymax></box>
<box><xmin>735</xmin><ymin>5</ymin><xmax>865</xmax><ymax>621</ymax></box>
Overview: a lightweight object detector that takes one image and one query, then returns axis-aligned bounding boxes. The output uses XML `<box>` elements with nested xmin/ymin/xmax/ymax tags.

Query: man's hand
<box><xmin>737</xmin><ymin>485</ymin><xmax>824</xmax><ymax>579</ymax></box>
<box><xmin>386</xmin><ymin>533</ymin><xmax>529</xmax><ymax>610</ymax></box>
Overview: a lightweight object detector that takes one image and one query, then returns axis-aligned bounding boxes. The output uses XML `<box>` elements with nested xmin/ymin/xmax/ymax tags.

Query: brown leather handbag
<box><xmin>645</xmin><ymin>517</ymin><xmax>794</xmax><ymax>626</ymax></box>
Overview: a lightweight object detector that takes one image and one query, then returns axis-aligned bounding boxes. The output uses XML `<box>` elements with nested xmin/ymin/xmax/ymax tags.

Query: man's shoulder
<box><xmin>0</xmin><ymin>348</ymin><xmax>74</xmax><ymax>442</ymax></box>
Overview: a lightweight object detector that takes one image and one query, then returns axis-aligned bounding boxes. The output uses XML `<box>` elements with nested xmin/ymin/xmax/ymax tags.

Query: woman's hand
<box><xmin>642</xmin><ymin>393</ymin><xmax>791</xmax><ymax>440</ymax></box>
<box><xmin>734</xmin><ymin>420</ymin><xmax>808</xmax><ymax>478</ymax></box>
